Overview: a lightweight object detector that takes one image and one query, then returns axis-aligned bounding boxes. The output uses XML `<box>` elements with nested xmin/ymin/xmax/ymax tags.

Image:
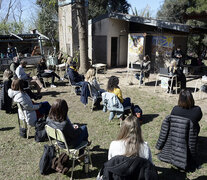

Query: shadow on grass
<box><xmin>156</xmin><ymin>166</ymin><xmax>187</xmax><ymax>180</ymax></box>
<box><xmin>0</xmin><ymin>127</ymin><xmax>15</xmax><ymax>131</ymax></box>
<box><xmin>193</xmin><ymin>176</ymin><xmax>207</xmax><ymax>180</ymax></box>
<box><xmin>142</xmin><ymin>114</ymin><xmax>159</xmax><ymax>124</ymax></box>
<box><xmin>67</xmin><ymin>145</ymin><xmax>108</xmax><ymax>179</ymax></box>
<box><xmin>41</xmin><ymin>91</ymin><xmax>67</xmax><ymax>97</ymax></box>
<box><xmin>145</xmin><ymin>80</ymin><xmax>160</xmax><ymax>86</ymax></box>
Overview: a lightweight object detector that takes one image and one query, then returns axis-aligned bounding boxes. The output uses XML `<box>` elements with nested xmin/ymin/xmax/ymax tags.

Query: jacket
<box><xmin>37</xmin><ymin>63</ymin><xmax>47</xmax><ymax>76</ymax></box>
<box><xmin>80</xmin><ymin>81</ymin><xmax>90</xmax><ymax>105</ymax></box>
<box><xmin>156</xmin><ymin>115</ymin><xmax>198</xmax><ymax>171</ymax></box>
<box><xmin>8</xmin><ymin>89</ymin><xmax>39</xmax><ymax>126</ymax></box>
<box><xmin>67</xmin><ymin>67</ymin><xmax>83</xmax><ymax>85</ymax></box>
<box><xmin>102</xmin><ymin>92</ymin><xmax>124</xmax><ymax>112</ymax></box>
<box><xmin>46</xmin><ymin>117</ymin><xmax>81</xmax><ymax>148</ymax></box>
<box><xmin>98</xmin><ymin>155</ymin><xmax>158</xmax><ymax>180</ymax></box>
<box><xmin>15</xmin><ymin>65</ymin><xmax>29</xmax><ymax>80</ymax></box>
<box><xmin>0</xmin><ymin>80</ymin><xmax>12</xmax><ymax>112</ymax></box>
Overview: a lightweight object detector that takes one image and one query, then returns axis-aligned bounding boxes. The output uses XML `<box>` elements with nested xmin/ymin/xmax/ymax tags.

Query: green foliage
<box><xmin>187</xmin><ymin>0</ymin><xmax>207</xmax><ymax>13</ymax></box>
<box><xmin>0</xmin><ymin>22</ymin><xmax>24</xmax><ymax>34</ymax></box>
<box><xmin>89</xmin><ymin>0</ymin><xmax>130</xmax><ymax>19</ymax></box>
<box><xmin>157</xmin><ymin>0</ymin><xmax>207</xmax><ymax>57</ymax></box>
<box><xmin>157</xmin><ymin>0</ymin><xmax>189</xmax><ymax>23</ymax></box>
<box><xmin>36</xmin><ymin>0</ymin><xmax>58</xmax><ymax>47</ymax></box>
<box><xmin>88</xmin><ymin>0</ymin><xmax>108</xmax><ymax>19</ymax></box>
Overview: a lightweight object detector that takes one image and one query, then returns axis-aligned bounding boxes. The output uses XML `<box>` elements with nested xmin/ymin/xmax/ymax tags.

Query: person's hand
<box><xmin>73</xmin><ymin>124</ymin><xmax>79</xmax><ymax>129</ymax></box>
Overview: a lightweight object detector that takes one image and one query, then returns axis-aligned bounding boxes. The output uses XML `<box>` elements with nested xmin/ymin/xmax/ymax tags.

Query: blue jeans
<box><xmin>74</xmin><ymin>125</ymin><xmax>89</xmax><ymax>148</ymax></box>
<box><xmin>38</xmin><ymin>101</ymin><xmax>51</xmax><ymax>116</ymax></box>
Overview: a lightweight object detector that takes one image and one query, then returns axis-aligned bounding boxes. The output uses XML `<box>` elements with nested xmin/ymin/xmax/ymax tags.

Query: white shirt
<box><xmin>15</xmin><ymin>65</ymin><xmax>28</xmax><ymax>80</ymax></box>
<box><xmin>108</xmin><ymin>140</ymin><xmax>152</xmax><ymax>163</ymax></box>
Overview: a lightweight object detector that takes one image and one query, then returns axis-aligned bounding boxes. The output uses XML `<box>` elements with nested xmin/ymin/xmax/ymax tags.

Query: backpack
<box><xmin>35</xmin><ymin>117</ymin><xmax>48</xmax><ymax>142</ymax></box>
<box><xmin>133</xmin><ymin>105</ymin><xmax>143</xmax><ymax>121</ymax></box>
<box><xmin>39</xmin><ymin>144</ymin><xmax>56</xmax><ymax>175</ymax></box>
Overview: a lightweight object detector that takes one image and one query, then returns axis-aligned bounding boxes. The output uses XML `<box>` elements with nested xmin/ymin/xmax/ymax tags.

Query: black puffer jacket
<box><xmin>99</xmin><ymin>155</ymin><xmax>158</xmax><ymax>180</ymax></box>
<box><xmin>156</xmin><ymin>115</ymin><xmax>198</xmax><ymax>171</ymax></box>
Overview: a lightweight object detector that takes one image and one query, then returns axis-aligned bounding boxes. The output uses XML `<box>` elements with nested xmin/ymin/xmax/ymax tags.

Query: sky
<box><xmin>0</xmin><ymin>0</ymin><xmax>163</xmax><ymax>32</ymax></box>
<box><xmin>127</xmin><ymin>0</ymin><xmax>163</xmax><ymax>17</ymax></box>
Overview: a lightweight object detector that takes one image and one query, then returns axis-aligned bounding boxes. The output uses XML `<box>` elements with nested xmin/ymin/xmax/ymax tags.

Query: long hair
<box><xmin>107</xmin><ymin>76</ymin><xmax>119</xmax><ymax>92</ymax></box>
<box><xmin>178</xmin><ymin>89</ymin><xmax>194</xmax><ymax>109</ymax></box>
<box><xmin>85</xmin><ymin>68</ymin><xmax>96</xmax><ymax>82</ymax></box>
<box><xmin>117</xmin><ymin>115</ymin><xmax>144</xmax><ymax>157</ymax></box>
<box><xmin>11</xmin><ymin>79</ymin><xmax>24</xmax><ymax>91</ymax></box>
<box><xmin>38</xmin><ymin>58</ymin><xmax>46</xmax><ymax>65</ymax></box>
<box><xmin>169</xmin><ymin>59</ymin><xmax>177</xmax><ymax>73</ymax></box>
<box><xmin>3</xmin><ymin>69</ymin><xmax>13</xmax><ymax>82</ymax></box>
<box><xmin>48</xmin><ymin>99</ymin><xmax>68</xmax><ymax>122</ymax></box>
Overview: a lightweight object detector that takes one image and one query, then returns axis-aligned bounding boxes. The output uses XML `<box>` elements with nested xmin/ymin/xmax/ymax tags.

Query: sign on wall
<box><xmin>152</xmin><ymin>35</ymin><xmax>174</xmax><ymax>57</ymax></box>
<box><xmin>128</xmin><ymin>33</ymin><xmax>144</xmax><ymax>65</ymax></box>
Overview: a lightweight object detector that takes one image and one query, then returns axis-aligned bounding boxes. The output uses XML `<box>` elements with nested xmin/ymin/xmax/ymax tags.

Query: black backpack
<box><xmin>35</xmin><ymin>117</ymin><xmax>48</xmax><ymax>142</ymax></box>
<box><xmin>39</xmin><ymin>144</ymin><xmax>56</xmax><ymax>175</ymax></box>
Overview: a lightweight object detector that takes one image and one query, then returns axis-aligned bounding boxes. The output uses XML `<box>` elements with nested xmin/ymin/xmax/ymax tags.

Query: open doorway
<box><xmin>111</xmin><ymin>37</ymin><xmax>118</xmax><ymax>67</ymax></box>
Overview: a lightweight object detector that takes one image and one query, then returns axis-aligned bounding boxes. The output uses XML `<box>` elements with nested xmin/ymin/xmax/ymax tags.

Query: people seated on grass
<box><xmin>107</xmin><ymin>76</ymin><xmax>131</xmax><ymax>109</ymax></box>
<box><xmin>167</xmin><ymin>59</ymin><xmax>186</xmax><ymax>93</ymax></box>
<box><xmin>9</xmin><ymin>56</ymin><xmax>20</xmax><ymax>77</ymax></box>
<box><xmin>8</xmin><ymin>79</ymin><xmax>51</xmax><ymax>126</ymax></box>
<box><xmin>15</xmin><ymin>60</ymin><xmax>46</xmax><ymax>94</ymax></box>
<box><xmin>85</xmin><ymin>68</ymin><xmax>105</xmax><ymax>109</ymax></box>
<box><xmin>0</xmin><ymin>69</ymin><xmax>13</xmax><ymax>113</ymax></box>
<box><xmin>108</xmin><ymin>115</ymin><xmax>152</xmax><ymax>162</ymax></box>
<box><xmin>37</xmin><ymin>58</ymin><xmax>63</xmax><ymax>88</ymax></box>
<box><xmin>135</xmin><ymin>55</ymin><xmax>151</xmax><ymax>85</ymax></box>
<box><xmin>46</xmin><ymin>99</ymin><xmax>89</xmax><ymax>149</ymax></box>
<box><xmin>156</xmin><ymin>89</ymin><xmax>202</xmax><ymax>172</ymax></box>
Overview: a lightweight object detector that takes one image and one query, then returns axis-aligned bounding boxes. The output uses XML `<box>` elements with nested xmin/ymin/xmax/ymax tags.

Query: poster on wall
<box><xmin>152</xmin><ymin>36</ymin><xmax>174</xmax><ymax>57</ymax></box>
<box><xmin>128</xmin><ymin>33</ymin><xmax>144</xmax><ymax>66</ymax></box>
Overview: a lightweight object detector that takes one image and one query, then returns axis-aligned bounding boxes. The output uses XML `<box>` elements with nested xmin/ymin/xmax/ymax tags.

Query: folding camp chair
<box><xmin>17</xmin><ymin>103</ymin><xmax>32</xmax><ymax>139</ymax></box>
<box><xmin>87</xmin><ymin>83</ymin><xmax>102</xmax><ymax>112</ymax></box>
<box><xmin>45</xmin><ymin>125</ymin><xmax>93</xmax><ymax>180</ymax></box>
<box><xmin>68</xmin><ymin>77</ymin><xmax>81</xmax><ymax>95</ymax></box>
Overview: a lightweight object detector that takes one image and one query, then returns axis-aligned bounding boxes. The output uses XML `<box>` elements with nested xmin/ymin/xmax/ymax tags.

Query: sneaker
<box><xmin>58</xmin><ymin>77</ymin><xmax>64</xmax><ymax>82</ymax></box>
<box><xmin>50</xmin><ymin>84</ymin><xmax>57</xmax><ymax>88</ymax></box>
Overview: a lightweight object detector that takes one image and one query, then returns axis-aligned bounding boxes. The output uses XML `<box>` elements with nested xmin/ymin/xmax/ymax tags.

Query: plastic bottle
<box><xmin>84</xmin><ymin>156</ymin><xmax>89</xmax><ymax>173</ymax></box>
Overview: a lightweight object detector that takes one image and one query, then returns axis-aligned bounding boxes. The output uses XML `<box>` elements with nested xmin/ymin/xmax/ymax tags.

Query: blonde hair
<box><xmin>117</xmin><ymin>115</ymin><xmax>144</xmax><ymax>157</ymax></box>
<box><xmin>85</xmin><ymin>68</ymin><xmax>96</xmax><ymax>82</ymax></box>
<box><xmin>169</xmin><ymin>59</ymin><xmax>177</xmax><ymax>72</ymax></box>
<box><xmin>3</xmin><ymin>69</ymin><xmax>13</xmax><ymax>82</ymax></box>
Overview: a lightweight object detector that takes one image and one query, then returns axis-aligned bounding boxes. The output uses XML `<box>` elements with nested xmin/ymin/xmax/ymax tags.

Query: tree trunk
<box><xmin>77</xmin><ymin>0</ymin><xmax>89</xmax><ymax>74</ymax></box>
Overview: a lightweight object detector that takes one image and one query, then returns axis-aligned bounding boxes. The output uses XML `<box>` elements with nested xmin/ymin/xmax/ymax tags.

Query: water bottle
<box><xmin>84</xmin><ymin>156</ymin><xmax>89</xmax><ymax>173</ymax></box>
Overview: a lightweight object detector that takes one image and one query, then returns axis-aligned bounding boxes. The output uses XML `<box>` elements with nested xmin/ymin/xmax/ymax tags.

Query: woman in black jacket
<box><xmin>46</xmin><ymin>99</ymin><xmax>89</xmax><ymax>148</ymax></box>
<box><xmin>37</xmin><ymin>58</ymin><xmax>61</xmax><ymax>88</ymax></box>
<box><xmin>1</xmin><ymin>69</ymin><xmax>13</xmax><ymax>113</ymax></box>
<box><xmin>171</xmin><ymin>89</ymin><xmax>202</xmax><ymax>133</ymax></box>
<box><xmin>156</xmin><ymin>89</ymin><xmax>202</xmax><ymax>171</ymax></box>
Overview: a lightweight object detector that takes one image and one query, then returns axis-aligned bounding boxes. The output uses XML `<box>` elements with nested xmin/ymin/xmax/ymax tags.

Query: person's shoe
<box><xmin>58</xmin><ymin>77</ymin><xmax>64</xmax><ymax>81</ymax></box>
<box><xmin>50</xmin><ymin>84</ymin><xmax>57</xmax><ymax>88</ymax></box>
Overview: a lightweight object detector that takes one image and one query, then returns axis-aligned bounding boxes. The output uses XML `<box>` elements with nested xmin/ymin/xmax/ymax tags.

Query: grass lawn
<box><xmin>0</xmin><ymin>72</ymin><xmax>207</xmax><ymax>180</ymax></box>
